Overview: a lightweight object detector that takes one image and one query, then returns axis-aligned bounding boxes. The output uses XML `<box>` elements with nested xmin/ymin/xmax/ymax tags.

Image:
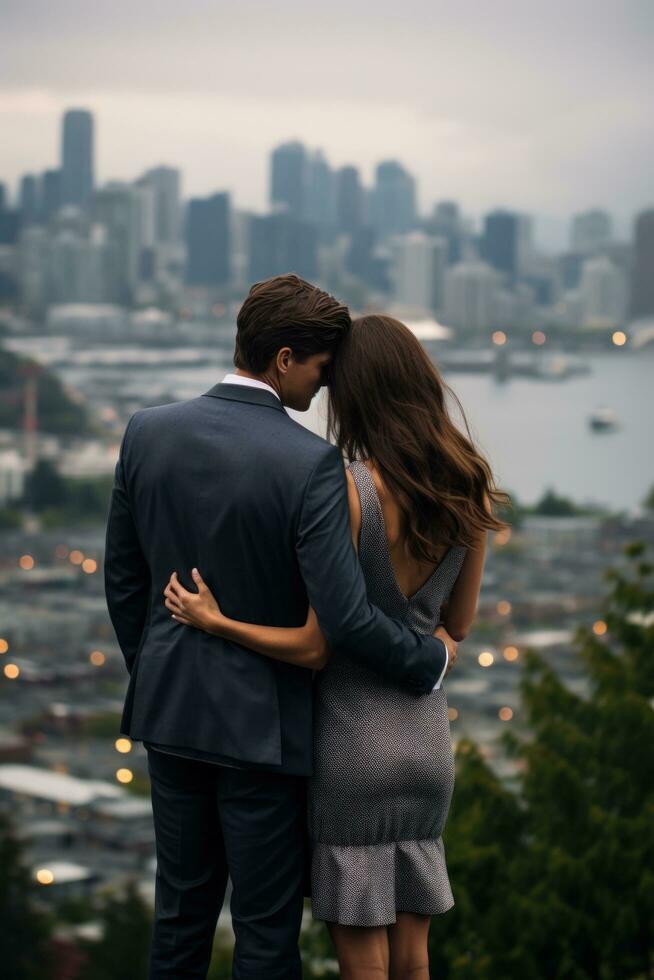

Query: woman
<box><xmin>163</xmin><ymin>315</ymin><xmax>510</xmax><ymax>979</ymax></box>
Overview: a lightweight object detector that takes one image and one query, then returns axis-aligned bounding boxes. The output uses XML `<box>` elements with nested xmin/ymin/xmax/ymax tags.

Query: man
<box><xmin>104</xmin><ymin>273</ymin><xmax>449</xmax><ymax>979</ymax></box>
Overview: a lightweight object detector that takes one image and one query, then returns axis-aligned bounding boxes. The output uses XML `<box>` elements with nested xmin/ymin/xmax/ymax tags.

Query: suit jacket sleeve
<box><xmin>295</xmin><ymin>445</ymin><xmax>447</xmax><ymax>695</ymax></box>
<box><xmin>104</xmin><ymin>414</ymin><xmax>151</xmax><ymax>675</ymax></box>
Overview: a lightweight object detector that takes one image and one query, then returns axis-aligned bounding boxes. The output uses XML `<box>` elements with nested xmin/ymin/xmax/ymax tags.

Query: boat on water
<box><xmin>588</xmin><ymin>407</ymin><xmax>620</xmax><ymax>432</ymax></box>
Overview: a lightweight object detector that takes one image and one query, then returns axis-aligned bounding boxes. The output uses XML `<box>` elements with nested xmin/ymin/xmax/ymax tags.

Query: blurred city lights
<box><xmin>116</xmin><ymin>768</ymin><xmax>133</xmax><ymax>784</ymax></box>
<box><xmin>82</xmin><ymin>558</ymin><xmax>97</xmax><ymax>574</ymax></box>
<box><xmin>612</xmin><ymin>331</ymin><xmax>627</xmax><ymax>346</ymax></box>
<box><xmin>19</xmin><ymin>554</ymin><xmax>35</xmax><ymax>570</ymax></box>
<box><xmin>89</xmin><ymin>650</ymin><xmax>106</xmax><ymax>667</ymax></box>
<box><xmin>4</xmin><ymin>664</ymin><xmax>20</xmax><ymax>679</ymax></box>
<box><xmin>0</xmin><ymin>639</ymin><xmax>8</xmax><ymax>654</ymax></box>
<box><xmin>503</xmin><ymin>646</ymin><xmax>519</xmax><ymax>661</ymax></box>
<box><xmin>499</xmin><ymin>706</ymin><xmax>514</xmax><ymax>721</ymax></box>
<box><xmin>448</xmin><ymin>707</ymin><xmax>459</xmax><ymax>721</ymax></box>
<box><xmin>69</xmin><ymin>550</ymin><xmax>84</xmax><ymax>564</ymax></box>
<box><xmin>115</xmin><ymin>738</ymin><xmax>132</xmax><ymax>754</ymax></box>
<box><xmin>492</xmin><ymin>330</ymin><xmax>507</xmax><ymax>345</ymax></box>
<box><xmin>36</xmin><ymin>869</ymin><xmax>54</xmax><ymax>885</ymax></box>
<box><xmin>478</xmin><ymin>651</ymin><xmax>494</xmax><ymax>667</ymax></box>
<box><xmin>593</xmin><ymin>620</ymin><xmax>608</xmax><ymax>635</ymax></box>
<box><xmin>496</xmin><ymin>600</ymin><xmax>512</xmax><ymax>616</ymax></box>
<box><xmin>532</xmin><ymin>330</ymin><xmax>546</xmax><ymax>345</ymax></box>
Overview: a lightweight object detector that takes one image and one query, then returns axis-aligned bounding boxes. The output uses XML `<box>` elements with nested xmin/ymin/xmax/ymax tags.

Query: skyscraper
<box><xmin>92</xmin><ymin>181</ymin><xmax>144</xmax><ymax>302</ymax></box>
<box><xmin>370</xmin><ymin>161</ymin><xmax>416</xmax><ymax>239</ymax></box>
<box><xmin>335</xmin><ymin>166</ymin><xmax>364</xmax><ymax>234</ymax></box>
<box><xmin>305</xmin><ymin>150</ymin><xmax>335</xmax><ymax>230</ymax></box>
<box><xmin>270</xmin><ymin>141</ymin><xmax>307</xmax><ymax>219</ymax></box>
<box><xmin>391</xmin><ymin>232</ymin><xmax>448</xmax><ymax>313</ymax></box>
<box><xmin>248</xmin><ymin>212</ymin><xmax>317</xmax><ymax>283</ymax></box>
<box><xmin>61</xmin><ymin>109</ymin><xmax>94</xmax><ymax>208</ymax></box>
<box><xmin>571</xmin><ymin>209</ymin><xmax>613</xmax><ymax>254</ymax></box>
<box><xmin>630</xmin><ymin>209</ymin><xmax>654</xmax><ymax>320</ymax></box>
<box><xmin>579</xmin><ymin>256</ymin><xmax>627</xmax><ymax>326</ymax></box>
<box><xmin>480</xmin><ymin>210</ymin><xmax>528</xmax><ymax>284</ymax></box>
<box><xmin>41</xmin><ymin>169</ymin><xmax>62</xmax><ymax>223</ymax></box>
<box><xmin>184</xmin><ymin>193</ymin><xmax>231</xmax><ymax>287</ymax></box>
<box><xmin>140</xmin><ymin>166</ymin><xmax>182</xmax><ymax>244</ymax></box>
<box><xmin>19</xmin><ymin>175</ymin><xmax>39</xmax><ymax>226</ymax></box>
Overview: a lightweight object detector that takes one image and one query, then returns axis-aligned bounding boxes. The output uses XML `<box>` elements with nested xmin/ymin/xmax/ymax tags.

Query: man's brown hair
<box><xmin>234</xmin><ymin>273</ymin><xmax>351</xmax><ymax>373</ymax></box>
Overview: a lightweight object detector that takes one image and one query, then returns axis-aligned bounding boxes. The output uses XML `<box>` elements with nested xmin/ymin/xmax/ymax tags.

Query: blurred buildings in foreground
<box><xmin>0</xmin><ymin>109</ymin><xmax>652</xmax><ymax>339</ymax></box>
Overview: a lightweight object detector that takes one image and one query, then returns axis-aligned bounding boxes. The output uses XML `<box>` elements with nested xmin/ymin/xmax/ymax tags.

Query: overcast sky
<box><xmin>2</xmin><ymin>0</ymin><xmax>652</xmax><ymax>250</ymax></box>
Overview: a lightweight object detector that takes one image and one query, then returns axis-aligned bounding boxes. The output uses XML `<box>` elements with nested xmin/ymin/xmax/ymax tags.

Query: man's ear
<box><xmin>275</xmin><ymin>347</ymin><xmax>293</xmax><ymax>374</ymax></box>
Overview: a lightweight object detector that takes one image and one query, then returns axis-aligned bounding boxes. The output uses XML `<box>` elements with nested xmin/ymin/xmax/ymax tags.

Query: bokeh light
<box><xmin>89</xmin><ymin>650</ymin><xmax>106</xmax><ymax>667</ymax></box>
<box><xmin>115</xmin><ymin>738</ymin><xmax>132</xmax><ymax>754</ymax></box>
<box><xmin>19</xmin><ymin>554</ymin><xmax>34</xmax><ymax>570</ymax></box>
<box><xmin>4</xmin><ymin>664</ymin><xmax>20</xmax><ymax>679</ymax></box>
<box><xmin>116</xmin><ymin>768</ymin><xmax>133</xmax><ymax>784</ymax></box>
<box><xmin>478</xmin><ymin>651</ymin><xmax>494</xmax><ymax>667</ymax></box>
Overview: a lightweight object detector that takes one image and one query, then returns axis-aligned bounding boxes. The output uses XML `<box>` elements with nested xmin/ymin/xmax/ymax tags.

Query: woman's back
<box><xmin>308</xmin><ymin>458</ymin><xmax>468</xmax><ymax>926</ymax></box>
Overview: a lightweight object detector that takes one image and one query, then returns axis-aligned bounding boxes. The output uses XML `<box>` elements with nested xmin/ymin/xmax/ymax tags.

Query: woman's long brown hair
<box><xmin>326</xmin><ymin>315</ymin><xmax>511</xmax><ymax>561</ymax></box>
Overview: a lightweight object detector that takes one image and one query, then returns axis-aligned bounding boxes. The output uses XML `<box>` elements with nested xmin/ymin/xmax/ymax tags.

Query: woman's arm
<box><xmin>163</xmin><ymin>463</ymin><xmax>364</xmax><ymax>670</ymax></box>
<box><xmin>442</xmin><ymin>521</ymin><xmax>488</xmax><ymax>643</ymax></box>
<box><xmin>164</xmin><ymin>569</ymin><xmax>329</xmax><ymax>670</ymax></box>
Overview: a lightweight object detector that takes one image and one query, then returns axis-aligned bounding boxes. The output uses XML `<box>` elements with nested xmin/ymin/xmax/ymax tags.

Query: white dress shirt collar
<box><xmin>222</xmin><ymin>373</ymin><xmax>281</xmax><ymax>402</ymax></box>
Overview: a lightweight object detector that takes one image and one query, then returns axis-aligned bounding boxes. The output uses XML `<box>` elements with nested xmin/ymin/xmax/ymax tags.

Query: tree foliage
<box><xmin>428</xmin><ymin>540</ymin><xmax>654</xmax><ymax>979</ymax></box>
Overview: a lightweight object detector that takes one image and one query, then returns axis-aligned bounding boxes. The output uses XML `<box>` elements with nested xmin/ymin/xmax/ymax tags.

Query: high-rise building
<box><xmin>479</xmin><ymin>209</ymin><xmax>529</xmax><ymax>284</ymax></box>
<box><xmin>424</xmin><ymin>201</ymin><xmax>466</xmax><ymax>265</ymax></box>
<box><xmin>248</xmin><ymin>212</ymin><xmax>317</xmax><ymax>283</ymax></box>
<box><xmin>184</xmin><ymin>192</ymin><xmax>231</xmax><ymax>287</ymax></box>
<box><xmin>41</xmin><ymin>169</ymin><xmax>62</xmax><ymax>223</ymax></box>
<box><xmin>630</xmin><ymin>209</ymin><xmax>654</xmax><ymax>321</ymax></box>
<box><xmin>305</xmin><ymin>150</ymin><xmax>335</xmax><ymax>230</ymax></box>
<box><xmin>391</xmin><ymin>232</ymin><xmax>448</xmax><ymax>313</ymax></box>
<box><xmin>140</xmin><ymin>166</ymin><xmax>182</xmax><ymax>244</ymax></box>
<box><xmin>370</xmin><ymin>161</ymin><xmax>416</xmax><ymax>238</ymax></box>
<box><xmin>335</xmin><ymin>166</ymin><xmax>364</xmax><ymax>234</ymax></box>
<box><xmin>61</xmin><ymin>109</ymin><xmax>94</xmax><ymax>208</ymax></box>
<box><xmin>571</xmin><ymin>209</ymin><xmax>613</xmax><ymax>253</ymax></box>
<box><xmin>19</xmin><ymin>175</ymin><xmax>39</xmax><ymax>226</ymax></box>
<box><xmin>444</xmin><ymin>260</ymin><xmax>499</xmax><ymax>334</ymax></box>
<box><xmin>270</xmin><ymin>141</ymin><xmax>306</xmax><ymax>219</ymax></box>
<box><xmin>92</xmin><ymin>182</ymin><xmax>144</xmax><ymax>301</ymax></box>
<box><xmin>579</xmin><ymin>256</ymin><xmax>627</xmax><ymax>326</ymax></box>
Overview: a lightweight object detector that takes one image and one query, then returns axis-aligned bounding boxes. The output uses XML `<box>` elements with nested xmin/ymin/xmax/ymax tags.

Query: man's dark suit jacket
<box><xmin>103</xmin><ymin>382</ymin><xmax>448</xmax><ymax>776</ymax></box>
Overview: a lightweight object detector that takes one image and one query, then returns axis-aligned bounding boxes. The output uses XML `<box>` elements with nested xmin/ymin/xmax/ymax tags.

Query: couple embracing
<box><xmin>104</xmin><ymin>273</ymin><xmax>508</xmax><ymax>979</ymax></box>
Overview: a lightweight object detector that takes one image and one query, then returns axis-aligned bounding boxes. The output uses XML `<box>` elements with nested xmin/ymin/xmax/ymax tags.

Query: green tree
<box><xmin>429</xmin><ymin>540</ymin><xmax>654</xmax><ymax>979</ymax></box>
<box><xmin>23</xmin><ymin>458</ymin><xmax>68</xmax><ymax>511</ymax></box>
<box><xmin>79</xmin><ymin>879</ymin><xmax>151</xmax><ymax>980</ymax></box>
<box><xmin>0</xmin><ymin>813</ymin><xmax>53</xmax><ymax>980</ymax></box>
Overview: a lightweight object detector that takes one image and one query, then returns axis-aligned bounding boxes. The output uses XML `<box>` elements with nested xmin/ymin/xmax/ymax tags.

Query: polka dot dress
<box><xmin>309</xmin><ymin>460</ymin><xmax>467</xmax><ymax>927</ymax></box>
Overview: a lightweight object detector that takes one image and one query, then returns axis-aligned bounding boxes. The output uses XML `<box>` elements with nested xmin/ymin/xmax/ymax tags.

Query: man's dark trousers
<box><xmin>147</xmin><ymin>747</ymin><xmax>306</xmax><ymax>979</ymax></box>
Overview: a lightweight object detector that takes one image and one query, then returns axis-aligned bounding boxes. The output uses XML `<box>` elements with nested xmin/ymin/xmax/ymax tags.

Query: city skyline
<box><xmin>2</xmin><ymin>0</ymin><xmax>653</xmax><ymax>251</ymax></box>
